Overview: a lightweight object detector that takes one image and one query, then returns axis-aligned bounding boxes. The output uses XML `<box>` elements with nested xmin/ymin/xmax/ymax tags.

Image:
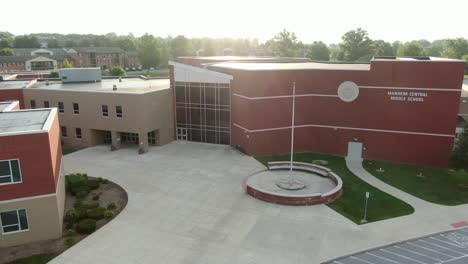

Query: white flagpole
<box><xmin>289</xmin><ymin>81</ymin><xmax>296</xmax><ymax>182</ymax></box>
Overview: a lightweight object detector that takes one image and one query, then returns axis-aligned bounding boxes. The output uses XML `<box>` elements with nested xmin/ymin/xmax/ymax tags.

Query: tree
<box><xmin>62</xmin><ymin>59</ymin><xmax>73</xmax><ymax>68</ymax></box>
<box><xmin>462</xmin><ymin>55</ymin><xmax>468</xmax><ymax>74</ymax></box>
<box><xmin>170</xmin><ymin>35</ymin><xmax>191</xmax><ymax>58</ymax></box>
<box><xmin>65</xmin><ymin>40</ymin><xmax>77</xmax><ymax>47</ymax></box>
<box><xmin>338</xmin><ymin>28</ymin><xmax>374</xmax><ymax>61</ymax></box>
<box><xmin>425</xmin><ymin>40</ymin><xmax>445</xmax><ymax>57</ymax></box>
<box><xmin>373</xmin><ymin>40</ymin><xmax>394</xmax><ymax>56</ymax></box>
<box><xmin>47</xmin><ymin>38</ymin><xmax>61</xmax><ymax>48</ymax></box>
<box><xmin>306</xmin><ymin>41</ymin><xmax>330</xmax><ymax>61</ymax></box>
<box><xmin>110</xmin><ymin>66</ymin><xmax>126</xmax><ymax>76</ymax></box>
<box><xmin>398</xmin><ymin>41</ymin><xmax>424</xmax><ymax>56</ymax></box>
<box><xmin>450</xmin><ymin>124</ymin><xmax>468</xmax><ymax>170</ymax></box>
<box><xmin>0</xmin><ymin>48</ymin><xmax>14</xmax><ymax>56</ymax></box>
<box><xmin>266</xmin><ymin>29</ymin><xmax>300</xmax><ymax>57</ymax></box>
<box><xmin>443</xmin><ymin>38</ymin><xmax>468</xmax><ymax>59</ymax></box>
<box><xmin>137</xmin><ymin>33</ymin><xmax>161</xmax><ymax>68</ymax></box>
<box><xmin>48</xmin><ymin>71</ymin><xmax>59</xmax><ymax>78</ymax></box>
<box><xmin>13</xmin><ymin>36</ymin><xmax>40</xmax><ymax>48</ymax></box>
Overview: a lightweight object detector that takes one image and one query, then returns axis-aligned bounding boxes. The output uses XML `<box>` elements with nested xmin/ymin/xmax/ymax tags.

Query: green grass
<box><xmin>363</xmin><ymin>160</ymin><xmax>468</xmax><ymax>205</ymax></box>
<box><xmin>7</xmin><ymin>253</ymin><xmax>58</xmax><ymax>264</ymax></box>
<box><xmin>255</xmin><ymin>153</ymin><xmax>414</xmax><ymax>224</ymax></box>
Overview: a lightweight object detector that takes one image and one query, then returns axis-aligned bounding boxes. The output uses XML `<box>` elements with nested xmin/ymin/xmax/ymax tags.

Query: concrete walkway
<box><xmin>346</xmin><ymin>158</ymin><xmax>441</xmax><ymax>212</ymax></box>
<box><xmin>47</xmin><ymin>142</ymin><xmax>468</xmax><ymax>264</ymax></box>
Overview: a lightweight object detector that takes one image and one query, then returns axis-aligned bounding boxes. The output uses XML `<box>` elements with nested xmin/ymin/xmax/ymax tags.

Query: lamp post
<box><xmin>361</xmin><ymin>192</ymin><xmax>370</xmax><ymax>223</ymax></box>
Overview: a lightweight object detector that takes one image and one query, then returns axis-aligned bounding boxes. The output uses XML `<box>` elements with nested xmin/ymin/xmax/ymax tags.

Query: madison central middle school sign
<box><xmin>388</xmin><ymin>91</ymin><xmax>428</xmax><ymax>102</ymax></box>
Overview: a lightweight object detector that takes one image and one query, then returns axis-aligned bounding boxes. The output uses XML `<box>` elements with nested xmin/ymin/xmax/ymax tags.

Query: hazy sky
<box><xmin>3</xmin><ymin>0</ymin><xmax>467</xmax><ymax>44</ymax></box>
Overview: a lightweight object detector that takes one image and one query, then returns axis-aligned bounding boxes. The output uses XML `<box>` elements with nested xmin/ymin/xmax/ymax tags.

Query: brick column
<box><xmin>111</xmin><ymin>131</ymin><xmax>121</xmax><ymax>151</ymax></box>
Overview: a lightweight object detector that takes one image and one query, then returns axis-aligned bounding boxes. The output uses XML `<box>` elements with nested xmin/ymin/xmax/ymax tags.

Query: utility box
<box><xmin>59</xmin><ymin>68</ymin><xmax>102</xmax><ymax>83</ymax></box>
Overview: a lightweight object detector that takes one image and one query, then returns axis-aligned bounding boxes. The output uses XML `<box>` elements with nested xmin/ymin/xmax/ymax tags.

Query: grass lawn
<box><xmin>7</xmin><ymin>253</ymin><xmax>58</xmax><ymax>264</ymax></box>
<box><xmin>363</xmin><ymin>160</ymin><xmax>468</xmax><ymax>205</ymax></box>
<box><xmin>255</xmin><ymin>153</ymin><xmax>414</xmax><ymax>224</ymax></box>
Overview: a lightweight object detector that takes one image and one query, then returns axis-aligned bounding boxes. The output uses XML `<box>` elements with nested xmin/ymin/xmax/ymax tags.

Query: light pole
<box><xmin>361</xmin><ymin>192</ymin><xmax>370</xmax><ymax>223</ymax></box>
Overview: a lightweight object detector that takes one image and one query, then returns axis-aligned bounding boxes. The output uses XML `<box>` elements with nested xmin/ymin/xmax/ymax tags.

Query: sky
<box><xmin>2</xmin><ymin>0</ymin><xmax>467</xmax><ymax>44</ymax></box>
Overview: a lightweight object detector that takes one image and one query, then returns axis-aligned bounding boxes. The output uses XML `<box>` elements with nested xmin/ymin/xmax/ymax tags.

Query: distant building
<box><xmin>0</xmin><ymin>47</ymin><xmax>141</xmax><ymax>72</ymax></box>
<box><xmin>0</xmin><ymin>101</ymin><xmax>64</xmax><ymax>247</ymax></box>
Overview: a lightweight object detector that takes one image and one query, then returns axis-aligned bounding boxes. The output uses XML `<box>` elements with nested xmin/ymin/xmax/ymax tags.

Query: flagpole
<box><xmin>289</xmin><ymin>81</ymin><xmax>296</xmax><ymax>183</ymax></box>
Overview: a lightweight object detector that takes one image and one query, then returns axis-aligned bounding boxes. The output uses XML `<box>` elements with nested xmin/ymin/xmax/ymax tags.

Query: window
<box><xmin>0</xmin><ymin>160</ymin><xmax>22</xmax><ymax>185</ymax></box>
<box><xmin>61</xmin><ymin>126</ymin><xmax>67</xmax><ymax>137</ymax></box>
<box><xmin>30</xmin><ymin>100</ymin><xmax>36</xmax><ymax>109</ymax></box>
<box><xmin>43</xmin><ymin>101</ymin><xmax>49</xmax><ymax>108</ymax></box>
<box><xmin>148</xmin><ymin>130</ymin><xmax>159</xmax><ymax>145</ymax></box>
<box><xmin>116</xmin><ymin>106</ymin><xmax>122</xmax><ymax>118</ymax></box>
<box><xmin>0</xmin><ymin>209</ymin><xmax>29</xmax><ymax>234</ymax></box>
<box><xmin>73</xmin><ymin>103</ymin><xmax>79</xmax><ymax>114</ymax></box>
<box><xmin>75</xmin><ymin>128</ymin><xmax>82</xmax><ymax>139</ymax></box>
<box><xmin>58</xmin><ymin>102</ymin><xmax>64</xmax><ymax>113</ymax></box>
<box><xmin>101</xmin><ymin>105</ymin><xmax>108</xmax><ymax>117</ymax></box>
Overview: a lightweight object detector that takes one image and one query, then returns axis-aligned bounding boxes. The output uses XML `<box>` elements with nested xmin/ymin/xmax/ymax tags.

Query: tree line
<box><xmin>0</xmin><ymin>29</ymin><xmax>467</xmax><ymax>70</ymax></box>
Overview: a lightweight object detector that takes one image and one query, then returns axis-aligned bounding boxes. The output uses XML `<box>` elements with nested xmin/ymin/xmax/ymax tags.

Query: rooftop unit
<box><xmin>59</xmin><ymin>68</ymin><xmax>101</xmax><ymax>83</ymax></box>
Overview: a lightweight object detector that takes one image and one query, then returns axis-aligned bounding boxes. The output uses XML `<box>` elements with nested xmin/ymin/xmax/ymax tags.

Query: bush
<box><xmin>66</xmin><ymin>174</ymin><xmax>90</xmax><ymax>196</ymax></box>
<box><xmin>87</xmin><ymin>179</ymin><xmax>100</xmax><ymax>190</ymax></box>
<box><xmin>66</xmin><ymin>229</ymin><xmax>76</xmax><ymax>237</ymax></box>
<box><xmin>110</xmin><ymin>66</ymin><xmax>126</xmax><ymax>77</ymax></box>
<box><xmin>65</xmin><ymin>237</ymin><xmax>75</xmax><ymax>247</ymax></box>
<box><xmin>87</xmin><ymin>207</ymin><xmax>106</xmax><ymax>220</ymax></box>
<box><xmin>76</xmin><ymin>219</ymin><xmax>97</xmax><ymax>234</ymax></box>
<box><xmin>107</xmin><ymin>202</ymin><xmax>117</xmax><ymax>210</ymax></box>
<box><xmin>104</xmin><ymin>210</ymin><xmax>115</xmax><ymax>219</ymax></box>
<box><xmin>64</xmin><ymin>209</ymin><xmax>79</xmax><ymax>224</ymax></box>
<box><xmin>48</xmin><ymin>71</ymin><xmax>59</xmax><ymax>78</ymax></box>
<box><xmin>74</xmin><ymin>207</ymin><xmax>87</xmax><ymax>220</ymax></box>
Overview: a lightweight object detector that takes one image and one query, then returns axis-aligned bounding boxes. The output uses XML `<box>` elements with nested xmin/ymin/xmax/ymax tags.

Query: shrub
<box><xmin>76</xmin><ymin>219</ymin><xmax>97</xmax><ymax>234</ymax></box>
<box><xmin>64</xmin><ymin>209</ymin><xmax>79</xmax><ymax>224</ymax></box>
<box><xmin>66</xmin><ymin>174</ymin><xmax>89</xmax><ymax>196</ymax></box>
<box><xmin>74</xmin><ymin>199</ymin><xmax>84</xmax><ymax>208</ymax></box>
<box><xmin>66</xmin><ymin>229</ymin><xmax>76</xmax><ymax>237</ymax></box>
<box><xmin>74</xmin><ymin>207</ymin><xmax>87</xmax><ymax>220</ymax></box>
<box><xmin>104</xmin><ymin>210</ymin><xmax>115</xmax><ymax>219</ymax></box>
<box><xmin>49</xmin><ymin>71</ymin><xmax>59</xmax><ymax>78</ymax></box>
<box><xmin>76</xmin><ymin>189</ymin><xmax>89</xmax><ymax>199</ymax></box>
<box><xmin>102</xmin><ymin>178</ymin><xmax>109</xmax><ymax>184</ymax></box>
<box><xmin>107</xmin><ymin>202</ymin><xmax>116</xmax><ymax>210</ymax></box>
<box><xmin>65</xmin><ymin>237</ymin><xmax>75</xmax><ymax>247</ymax></box>
<box><xmin>87</xmin><ymin>179</ymin><xmax>100</xmax><ymax>190</ymax></box>
<box><xmin>87</xmin><ymin>207</ymin><xmax>106</xmax><ymax>220</ymax></box>
<box><xmin>66</xmin><ymin>222</ymin><xmax>74</xmax><ymax>229</ymax></box>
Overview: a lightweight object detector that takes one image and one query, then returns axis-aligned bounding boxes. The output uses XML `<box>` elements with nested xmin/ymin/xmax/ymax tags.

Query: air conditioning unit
<box><xmin>59</xmin><ymin>68</ymin><xmax>101</xmax><ymax>83</ymax></box>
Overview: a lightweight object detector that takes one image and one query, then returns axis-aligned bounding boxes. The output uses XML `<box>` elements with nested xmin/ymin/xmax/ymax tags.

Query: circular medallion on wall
<box><xmin>337</xmin><ymin>81</ymin><xmax>359</xmax><ymax>102</ymax></box>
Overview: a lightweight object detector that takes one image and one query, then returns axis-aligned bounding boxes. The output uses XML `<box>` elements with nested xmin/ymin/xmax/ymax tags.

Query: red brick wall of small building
<box><xmin>0</xmin><ymin>114</ymin><xmax>61</xmax><ymax>200</ymax></box>
<box><xmin>0</xmin><ymin>89</ymin><xmax>25</xmax><ymax>108</ymax></box>
<box><xmin>229</xmin><ymin>60</ymin><xmax>465</xmax><ymax>167</ymax></box>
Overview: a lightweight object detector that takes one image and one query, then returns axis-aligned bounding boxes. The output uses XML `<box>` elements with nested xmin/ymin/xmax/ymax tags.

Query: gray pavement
<box><xmin>48</xmin><ymin>142</ymin><xmax>468</xmax><ymax>264</ymax></box>
<box><xmin>325</xmin><ymin>228</ymin><xmax>468</xmax><ymax>264</ymax></box>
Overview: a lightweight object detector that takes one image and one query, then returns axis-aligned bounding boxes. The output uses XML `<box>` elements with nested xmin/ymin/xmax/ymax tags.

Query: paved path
<box><xmin>48</xmin><ymin>142</ymin><xmax>468</xmax><ymax>264</ymax></box>
<box><xmin>345</xmin><ymin>158</ymin><xmax>440</xmax><ymax>212</ymax></box>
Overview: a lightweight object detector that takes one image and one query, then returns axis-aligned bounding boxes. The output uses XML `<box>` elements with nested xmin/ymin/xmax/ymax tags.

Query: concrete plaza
<box><xmin>49</xmin><ymin>141</ymin><xmax>468</xmax><ymax>264</ymax></box>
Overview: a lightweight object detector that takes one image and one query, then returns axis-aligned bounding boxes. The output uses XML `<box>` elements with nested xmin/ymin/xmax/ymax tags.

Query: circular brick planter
<box><xmin>245</xmin><ymin>161</ymin><xmax>343</xmax><ymax>206</ymax></box>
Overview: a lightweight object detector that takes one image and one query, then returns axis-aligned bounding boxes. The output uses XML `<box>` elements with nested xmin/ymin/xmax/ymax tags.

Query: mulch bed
<box><xmin>0</xmin><ymin>179</ymin><xmax>128</xmax><ymax>264</ymax></box>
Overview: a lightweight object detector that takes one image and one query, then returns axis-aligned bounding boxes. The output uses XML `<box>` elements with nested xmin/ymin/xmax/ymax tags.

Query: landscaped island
<box><xmin>0</xmin><ymin>174</ymin><xmax>128</xmax><ymax>264</ymax></box>
<box><xmin>256</xmin><ymin>153</ymin><xmax>415</xmax><ymax>224</ymax></box>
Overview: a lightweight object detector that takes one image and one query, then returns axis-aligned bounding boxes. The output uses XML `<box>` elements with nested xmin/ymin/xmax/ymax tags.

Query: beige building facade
<box><xmin>23</xmin><ymin>77</ymin><xmax>174</xmax><ymax>153</ymax></box>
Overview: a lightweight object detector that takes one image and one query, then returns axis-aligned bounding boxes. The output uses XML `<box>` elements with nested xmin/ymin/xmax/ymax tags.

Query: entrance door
<box><xmin>347</xmin><ymin>142</ymin><xmax>363</xmax><ymax>160</ymax></box>
<box><xmin>177</xmin><ymin>128</ymin><xmax>187</xmax><ymax>140</ymax></box>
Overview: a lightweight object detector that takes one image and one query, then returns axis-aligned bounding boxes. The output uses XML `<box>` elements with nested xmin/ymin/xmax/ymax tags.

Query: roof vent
<box><xmin>119</xmin><ymin>77</ymin><xmax>122</xmax><ymax>82</ymax></box>
<box><xmin>113</xmin><ymin>84</ymin><xmax>117</xmax><ymax>90</ymax></box>
<box><xmin>46</xmin><ymin>80</ymin><xmax>49</xmax><ymax>85</ymax></box>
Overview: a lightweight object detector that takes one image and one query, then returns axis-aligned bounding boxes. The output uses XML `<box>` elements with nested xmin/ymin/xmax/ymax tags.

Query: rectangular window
<box><xmin>116</xmin><ymin>106</ymin><xmax>122</xmax><ymax>118</ymax></box>
<box><xmin>0</xmin><ymin>159</ymin><xmax>22</xmax><ymax>185</ymax></box>
<box><xmin>43</xmin><ymin>101</ymin><xmax>49</xmax><ymax>108</ymax></box>
<box><xmin>75</xmin><ymin>128</ymin><xmax>82</xmax><ymax>139</ymax></box>
<box><xmin>58</xmin><ymin>102</ymin><xmax>64</xmax><ymax>113</ymax></box>
<box><xmin>0</xmin><ymin>209</ymin><xmax>29</xmax><ymax>234</ymax></box>
<box><xmin>61</xmin><ymin>126</ymin><xmax>67</xmax><ymax>137</ymax></box>
<box><xmin>101</xmin><ymin>105</ymin><xmax>108</xmax><ymax>117</ymax></box>
<box><xmin>30</xmin><ymin>100</ymin><xmax>36</xmax><ymax>109</ymax></box>
<box><xmin>73</xmin><ymin>103</ymin><xmax>79</xmax><ymax>114</ymax></box>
